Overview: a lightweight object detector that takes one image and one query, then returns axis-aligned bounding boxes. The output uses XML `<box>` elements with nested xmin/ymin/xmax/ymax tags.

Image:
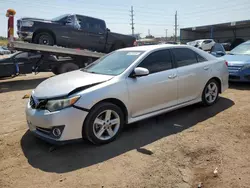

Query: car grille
<box><xmin>228</xmin><ymin>65</ymin><xmax>242</xmax><ymax>73</ymax></box>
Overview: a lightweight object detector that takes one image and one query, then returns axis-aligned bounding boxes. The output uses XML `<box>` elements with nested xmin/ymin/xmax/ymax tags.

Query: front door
<box><xmin>127</xmin><ymin>49</ymin><xmax>178</xmax><ymax>117</ymax></box>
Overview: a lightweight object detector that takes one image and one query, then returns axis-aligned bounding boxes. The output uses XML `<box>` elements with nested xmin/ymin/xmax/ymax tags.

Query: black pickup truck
<box><xmin>17</xmin><ymin>14</ymin><xmax>136</xmax><ymax>53</ymax></box>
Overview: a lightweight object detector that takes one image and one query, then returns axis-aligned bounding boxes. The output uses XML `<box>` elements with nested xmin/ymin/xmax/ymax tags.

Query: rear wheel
<box><xmin>202</xmin><ymin>79</ymin><xmax>219</xmax><ymax>106</ymax></box>
<box><xmin>34</xmin><ymin>32</ymin><xmax>55</xmax><ymax>46</ymax></box>
<box><xmin>83</xmin><ymin>102</ymin><xmax>124</xmax><ymax>145</ymax></box>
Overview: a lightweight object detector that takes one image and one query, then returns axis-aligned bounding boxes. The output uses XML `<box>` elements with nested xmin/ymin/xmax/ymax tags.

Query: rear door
<box><xmin>81</xmin><ymin>17</ymin><xmax>106</xmax><ymax>51</ymax></box>
<box><xmin>127</xmin><ymin>49</ymin><xmax>178</xmax><ymax>117</ymax></box>
<box><xmin>170</xmin><ymin>48</ymin><xmax>210</xmax><ymax>104</ymax></box>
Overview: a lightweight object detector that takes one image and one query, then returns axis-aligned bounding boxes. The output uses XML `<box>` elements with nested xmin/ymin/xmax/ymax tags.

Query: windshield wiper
<box><xmin>227</xmin><ymin>52</ymin><xmax>235</xmax><ymax>55</ymax></box>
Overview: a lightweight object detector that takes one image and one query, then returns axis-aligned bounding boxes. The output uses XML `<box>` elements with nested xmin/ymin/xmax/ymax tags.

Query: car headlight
<box><xmin>241</xmin><ymin>64</ymin><xmax>250</xmax><ymax>70</ymax></box>
<box><xmin>21</xmin><ymin>21</ymin><xmax>34</xmax><ymax>27</ymax></box>
<box><xmin>45</xmin><ymin>96</ymin><xmax>80</xmax><ymax>112</ymax></box>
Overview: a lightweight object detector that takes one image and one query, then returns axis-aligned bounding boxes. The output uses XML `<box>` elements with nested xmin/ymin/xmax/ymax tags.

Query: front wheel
<box><xmin>202</xmin><ymin>79</ymin><xmax>219</xmax><ymax>106</ymax></box>
<box><xmin>83</xmin><ymin>102</ymin><xmax>124</xmax><ymax>145</ymax></box>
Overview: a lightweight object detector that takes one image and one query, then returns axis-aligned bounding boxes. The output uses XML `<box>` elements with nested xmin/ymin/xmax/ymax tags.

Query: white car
<box><xmin>195</xmin><ymin>39</ymin><xmax>215</xmax><ymax>51</ymax></box>
<box><xmin>26</xmin><ymin>44</ymin><xmax>229</xmax><ymax>145</ymax></box>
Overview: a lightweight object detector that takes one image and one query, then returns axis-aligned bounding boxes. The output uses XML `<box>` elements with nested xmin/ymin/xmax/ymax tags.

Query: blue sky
<box><xmin>0</xmin><ymin>0</ymin><xmax>250</xmax><ymax>37</ymax></box>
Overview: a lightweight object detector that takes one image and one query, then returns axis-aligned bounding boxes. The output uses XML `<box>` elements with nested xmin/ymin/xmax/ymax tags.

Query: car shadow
<box><xmin>0</xmin><ymin>77</ymin><xmax>48</xmax><ymax>93</ymax></box>
<box><xmin>20</xmin><ymin>97</ymin><xmax>234</xmax><ymax>173</ymax></box>
<box><xmin>229</xmin><ymin>82</ymin><xmax>250</xmax><ymax>90</ymax></box>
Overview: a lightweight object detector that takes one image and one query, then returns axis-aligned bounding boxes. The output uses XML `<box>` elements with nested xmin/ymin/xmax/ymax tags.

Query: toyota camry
<box><xmin>26</xmin><ymin>44</ymin><xmax>229</xmax><ymax>145</ymax></box>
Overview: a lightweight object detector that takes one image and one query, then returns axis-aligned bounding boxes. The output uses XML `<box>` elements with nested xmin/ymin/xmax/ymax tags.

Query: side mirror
<box><xmin>106</xmin><ymin>28</ymin><xmax>111</xmax><ymax>32</ymax></box>
<box><xmin>131</xmin><ymin>67</ymin><xmax>149</xmax><ymax>77</ymax></box>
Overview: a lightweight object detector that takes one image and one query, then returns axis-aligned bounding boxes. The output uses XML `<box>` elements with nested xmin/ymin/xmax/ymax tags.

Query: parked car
<box><xmin>165</xmin><ymin>41</ymin><xmax>178</xmax><ymax>44</ymax></box>
<box><xmin>230</xmin><ymin>38</ymin><xmax>245</xmax><ymax>50</ymax></box>
<box><xmin>221</xmin><ymin>42</ymin><xmax>231</xmax><ymax>51</ymax></box>
<box><xmin>0</xmin><ymin>51</ymin><xmax>69</xmax><ymax>78</ymax></box>
<box><xmin>136</xmin><ymin>38</ymin><xmax>158</xmax><ymax>46</ymax></box>
<box><xmin>210</xmin><ymin>43</ymin><xmax>226</xmax><ymax>57</ymax></box>
<box><xmin>0</xmin><ymin>46</ymin><xmax>11</xmax><ymax>55</ymax></box>
<box><xmin>194</xmin><ymin>39</ymin><xmax>216</xmax><ymax>51</ymax></box>
<box><xmin>17</xmin><ymin>14</ymin><xmax>136</xmax><ymax>53</ymax></box>
<box><xmin>26</xmin><ymin>44</ymin><xmax>228</xmax><ymax>145</ymax></box>
<box><xmin>220</xmin><ymin>40</ymin><xmax>250</xmax><ymax>82</ymax></box>
<box><xmin>186</xmin><ymin>40</ymin><xmax>197</xmax><ymax>46</ymax></box>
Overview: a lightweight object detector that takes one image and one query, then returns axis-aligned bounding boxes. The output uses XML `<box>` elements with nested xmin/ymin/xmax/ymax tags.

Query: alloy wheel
<box><xmin>205</xmin><ymin>82</ymin><xmax>218</xmax><ymax>103</ymax></box>
<box><xmin>93</xmin><ymin>110</ymin><xmax>120</xmax><ymax>141</ymax></box>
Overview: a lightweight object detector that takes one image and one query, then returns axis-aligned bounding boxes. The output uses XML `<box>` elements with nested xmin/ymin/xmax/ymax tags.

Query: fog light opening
<box><xmin>52</xmin><ymin>128</ymin><xmax>62</xmax><ymax>137</ymax></box>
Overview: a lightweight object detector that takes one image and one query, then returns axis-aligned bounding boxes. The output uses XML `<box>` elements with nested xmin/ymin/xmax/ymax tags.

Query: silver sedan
<box><xmin>26</xmin><ymin>44</ymin><xmax>229</xmax><ymax>145</ymax></box>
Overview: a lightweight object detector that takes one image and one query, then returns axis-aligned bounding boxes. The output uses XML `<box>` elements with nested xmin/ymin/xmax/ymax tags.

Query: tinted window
<box><xmin>138</xmin><ymin>50</ymin><xmax>172</xmax><ymax>74</ymax></box>
<box><xmin>80</xmin><ymin>16</ymin><xmax>106</xmax><ymax>32</ymax></box>
<box><xmin>196</xmin><ymin>53</ymin><xmax>207</xmax><ymax>62</ymax></box>
<box><xmin>171</xmin><ymin>48</ymin><xmax>198</xmax><ymax>67</ymax></box>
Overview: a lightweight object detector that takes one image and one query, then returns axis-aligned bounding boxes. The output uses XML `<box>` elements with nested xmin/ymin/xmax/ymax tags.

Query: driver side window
<box><xmin>138</xmin><ymin>50</ymin><xmax>173</xmax><ymax>74</ymax></box>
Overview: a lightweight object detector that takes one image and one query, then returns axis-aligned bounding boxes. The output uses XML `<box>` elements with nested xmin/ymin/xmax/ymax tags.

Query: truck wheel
<box><xmin>58</xmin><ymin>63</ymin><xmax>79</xmax><ymax>74</ymax></box>
<box><xmin>34</xmin><ymin>32</ymin><xmax>55</xmax><ymax>46</ymax></box>
<box><xmin>110</xmin><ymin>41</ymin><xmax>124</xmax><ymax>52</ymax></box>
<box><xmin>51</xmin><ymin>66</ymin><xmax>59</xmax><ymax>75</ymax></box>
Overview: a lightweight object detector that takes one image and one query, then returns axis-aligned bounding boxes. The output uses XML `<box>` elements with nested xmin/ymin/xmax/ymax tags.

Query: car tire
<box><xmin>202</xmin><ymin>79</ymin><xmax>219</xmax><ymax>106</ymax></box>
<box><xmin>83</xmin><ymin>102</ymin><xmax>124</xmax><ymax>145</ymax></box>
<box><xmin>34</xmin><ymin>32</ymin><xmax>55</xmax><ymax>46</ymax></box>
<box><xmin>51</xmin><ymin>66</ymin><xmax>59</xmax><ymax>75</ymax></box>
<box><xmin>58</xmin><ymin>63</ymin><xmax>79</xmax><ymax>74</ymax></box>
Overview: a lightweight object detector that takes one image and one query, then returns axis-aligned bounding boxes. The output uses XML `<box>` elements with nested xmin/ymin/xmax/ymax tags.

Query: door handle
<box><xmin>204</xmin><ymin>66</ymin><xmax>209</xmax><ymax>70</ymax></box>
<box><xmin>168</xmin><ymin>74</ymin><xmax>177</xmax><ymax>79</ymax></box>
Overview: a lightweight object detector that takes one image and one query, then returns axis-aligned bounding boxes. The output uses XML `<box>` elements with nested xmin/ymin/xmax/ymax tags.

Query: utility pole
<box><xmin>174</xmin><ymin>11</ymin><xmax>178</xmax><ymax>42</ymax></box>
<box><xmin>165</xmin><ymin>29</ymin><xmax>168</xmax><ymax>41</ymax></box>
<box><xmin>130</xmin><ymin>6</ymin><xmax>135</xmax><ymax>36</ymax></box>
<box><xmin>148</xmin><ymin>29</ymin><xmax>150</xmax><ymax>36</ymax></box>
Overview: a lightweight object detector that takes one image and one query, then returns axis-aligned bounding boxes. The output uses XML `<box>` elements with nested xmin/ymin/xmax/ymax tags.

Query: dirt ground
<box><xmin>0</xmin><ymin>73</ymin><xmax>250</xmax><ymax>188</ymax></box>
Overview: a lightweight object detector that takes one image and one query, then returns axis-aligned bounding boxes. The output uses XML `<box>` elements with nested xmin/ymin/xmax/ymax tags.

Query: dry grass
<box><xmin>0</xmin><ymin>39</ymin><xmax>8</xmax><ymax>46</ymax></box>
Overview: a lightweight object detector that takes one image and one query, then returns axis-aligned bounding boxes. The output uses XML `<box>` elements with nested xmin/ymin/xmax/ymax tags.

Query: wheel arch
<box><xmin>205</xmin><ymin>77</ymin><xmax>222</xmax><ymax>93</ymax></box>
<box><xmin>90</xmin><ymin>98</ymin><xmax>128</xmax><ymax>123</ymax></box>
<box><xmin>32</xmin><ymin>29</ymin><xmax>57</xmax><ymax>44</ymax></box>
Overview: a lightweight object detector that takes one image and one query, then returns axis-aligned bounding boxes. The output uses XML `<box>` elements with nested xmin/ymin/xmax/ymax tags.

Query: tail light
<box><xmin>225</xmin><ymin>61</ymin><xmax>228</xmax><ymax>67</ymax></box>
<box><xmin>133</xmin><ymin>40</ymin><xmax>137</xmax><ymax>46</ymax></box>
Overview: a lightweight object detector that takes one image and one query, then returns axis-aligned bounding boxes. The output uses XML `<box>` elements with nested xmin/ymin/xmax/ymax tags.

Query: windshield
<box><xmin>82</xmin><ymin>51</ymin><xmax>145</xmax><ymax>76</ymax></box>
<box><xmin>51</xmin><ymin>14</ymin><xmax>70</xmax><ymax>21</ymax></box>
<box><xmin>230</xmin><ymin>42</ymin><xmax>250</xmax><ymax>55</ymax></box>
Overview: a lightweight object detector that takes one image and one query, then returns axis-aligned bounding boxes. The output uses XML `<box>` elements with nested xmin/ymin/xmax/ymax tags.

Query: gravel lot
<box><xmin>0</xmin><ymin>73</ymin><xmax>250</xmax><ymax>188</ymax></box>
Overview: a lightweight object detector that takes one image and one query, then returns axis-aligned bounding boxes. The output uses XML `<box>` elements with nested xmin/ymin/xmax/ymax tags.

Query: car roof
<box><xmin>118</xmin><ymin>44</ymin><xmax>217</xmax><ymax>61</ymax></box>
<box><xmin>118</xmin><ymin>44</ymin><xmax>189</xmax><ymax>52</ymax></box>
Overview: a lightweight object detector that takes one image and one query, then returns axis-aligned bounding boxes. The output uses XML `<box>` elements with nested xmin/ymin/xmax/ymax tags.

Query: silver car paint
<box><xmin>26</xmin><ymin>44</ymin><xmax>229</xmax><ymax>141</ymax></box>
<box><xmin>33</xmin><ymin>70</ymin><xmax>114</xmax><ymax>99</ymax></box>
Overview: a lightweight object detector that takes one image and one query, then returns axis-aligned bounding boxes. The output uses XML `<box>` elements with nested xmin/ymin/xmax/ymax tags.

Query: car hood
<box><xmin>33</xmin><ymin>70</ymin><xmax>114</xmax><ymax>99</ymax></box>
<box><xmin>19</xmin><ymin>17</ymin><xmax>52</xmax><ymax>23</ymax></box>
<box><xmin>222</xmin><ymin>54</ymin><xmax>250</xmax><ymax>66</ymax></box>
